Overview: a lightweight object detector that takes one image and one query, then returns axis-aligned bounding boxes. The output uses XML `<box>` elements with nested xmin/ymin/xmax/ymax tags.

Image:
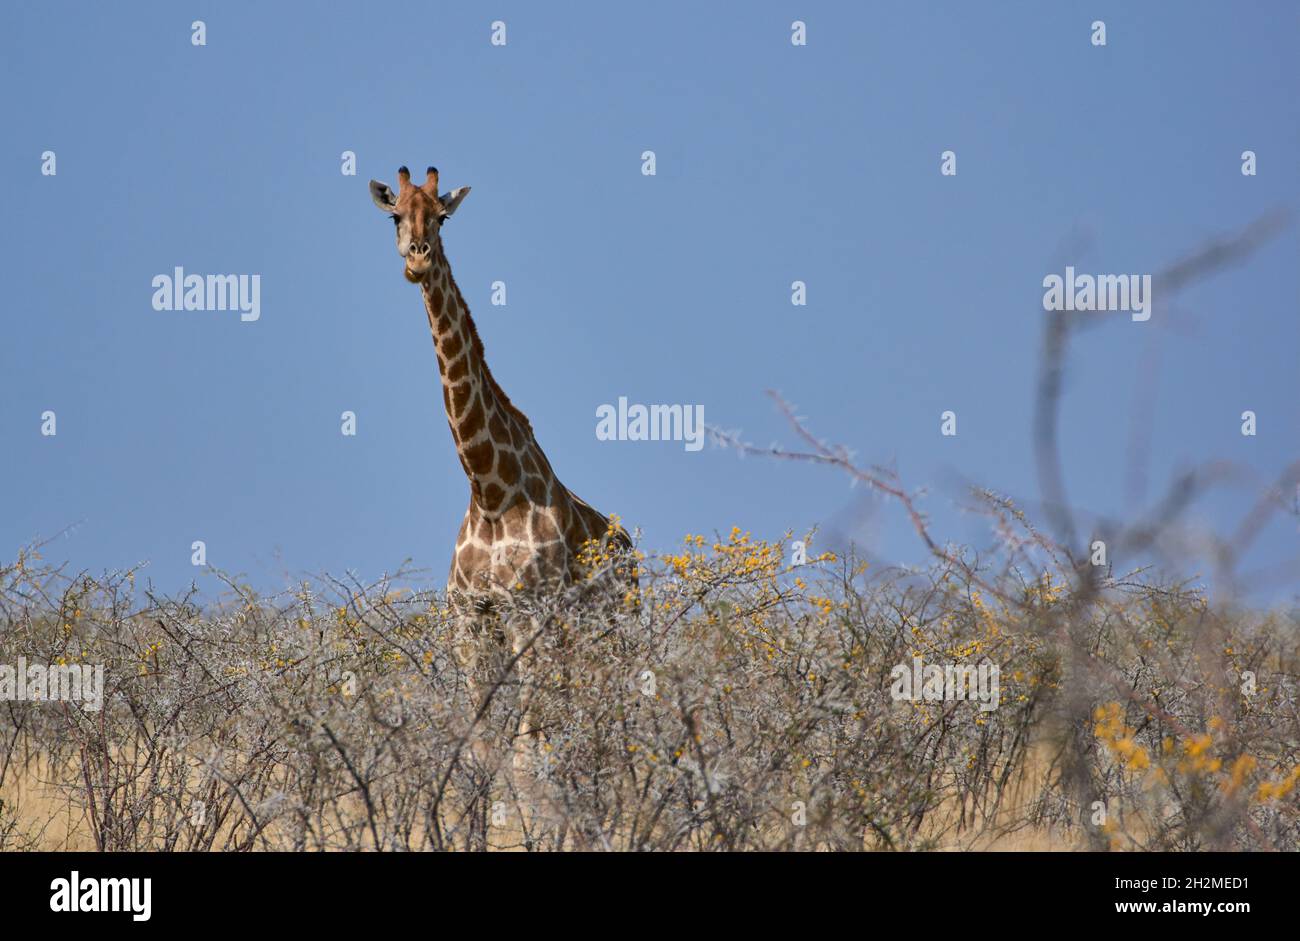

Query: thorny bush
<box><xmin>1</xmin><ymin>509</ymin><xmax>1296</xmax><ymax>851</ymax></box>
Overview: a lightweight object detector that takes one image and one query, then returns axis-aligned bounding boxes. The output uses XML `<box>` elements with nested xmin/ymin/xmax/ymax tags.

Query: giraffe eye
<box><xmin>391</xmin><ymin>214</ymin><xmax>400</xmax><ymax>226</ymax></box>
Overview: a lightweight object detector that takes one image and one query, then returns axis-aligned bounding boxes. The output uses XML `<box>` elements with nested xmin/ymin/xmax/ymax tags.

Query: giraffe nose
<box><xmin>411</xmin><ymin>241</ymin><xmax>431</xmax><ymax>256</ymax></box>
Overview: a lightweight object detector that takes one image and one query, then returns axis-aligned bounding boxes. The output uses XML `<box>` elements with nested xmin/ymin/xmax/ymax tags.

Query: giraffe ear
<box><xmin>438</xmin><ymin>186</ymin><xmax>471</xmax><ymax>219</ymax></box>
<box><xmin>369</xmin><ymin>180</ymin><xmax>399</xmax><ymax>212</ymax></box>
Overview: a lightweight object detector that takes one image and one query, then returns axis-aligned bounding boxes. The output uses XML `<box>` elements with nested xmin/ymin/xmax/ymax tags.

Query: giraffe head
<box><xmin>369</xmin><ymin>166</ymin><xmax>471</xmax><ymax>283</ymax></box>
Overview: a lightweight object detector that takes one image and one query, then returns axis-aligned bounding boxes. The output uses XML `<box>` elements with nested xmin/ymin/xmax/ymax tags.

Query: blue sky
<box><xmin>2</xmin><ymin>2</ymin><xmax>1297</xmax><ymax>602</ymax></box>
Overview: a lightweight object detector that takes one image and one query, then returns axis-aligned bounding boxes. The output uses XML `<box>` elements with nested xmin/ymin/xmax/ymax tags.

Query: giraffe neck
<box><xmin>420</xmin><ymin>248</ymin><xmax>559</xmax><ymax>518</ymax></box>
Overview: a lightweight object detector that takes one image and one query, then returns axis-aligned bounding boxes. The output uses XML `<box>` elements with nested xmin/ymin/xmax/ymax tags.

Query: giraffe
<box><xmin>368</xmin><ymin>165</ymin><xmax>633</xmax><ymax>605</ymax></box>
<box><xmin>370</xmin><ymin>166</ymin><xmax>634</xmax><ymax>826</ymax></box>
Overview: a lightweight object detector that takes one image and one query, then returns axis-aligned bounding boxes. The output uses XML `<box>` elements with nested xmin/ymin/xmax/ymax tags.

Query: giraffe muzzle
<box><xmin>404</xmin><ymin>242</ymin><xmax>433</xmax><ymax>281</ymax></box>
